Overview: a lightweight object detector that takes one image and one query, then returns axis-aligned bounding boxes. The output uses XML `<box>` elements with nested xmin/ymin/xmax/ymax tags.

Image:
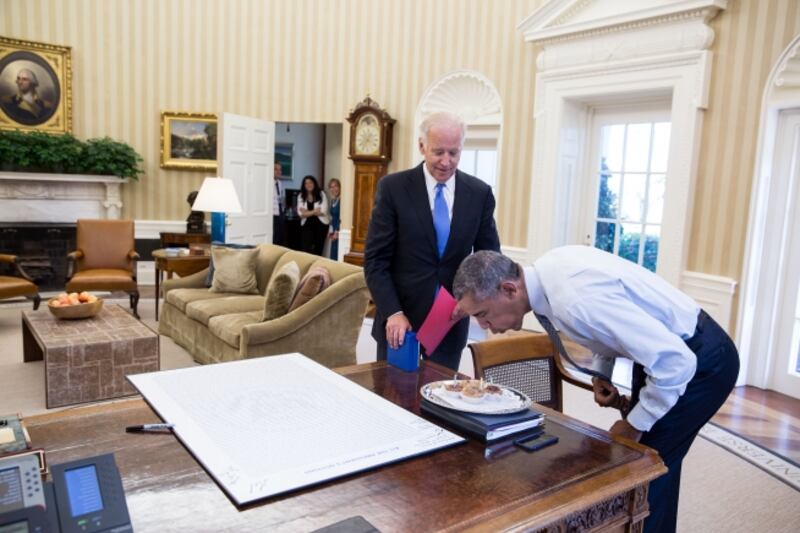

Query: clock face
<box><xmin>355</xmin><ymin>114</ymin><xmax>381</xmax><ymax>156</ymax></box>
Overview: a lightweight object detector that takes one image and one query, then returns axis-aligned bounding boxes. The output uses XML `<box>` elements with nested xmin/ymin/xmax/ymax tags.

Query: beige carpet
<box><xmin>1</xmin><ymin>298</ymin><xmax>798</xmax><ymax>531</ymax></box>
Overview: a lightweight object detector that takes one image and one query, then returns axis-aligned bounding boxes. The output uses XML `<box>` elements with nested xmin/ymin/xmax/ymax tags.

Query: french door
<box><xmin>580</xmin><ymin>106</ymin><xmax>671</xmax><ymax>272</ymax></box>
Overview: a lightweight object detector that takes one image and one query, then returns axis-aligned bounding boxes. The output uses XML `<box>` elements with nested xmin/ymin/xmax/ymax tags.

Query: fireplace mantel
<box><xmin>0</xmin><ymin>171</ymin><xmax>129</xmax><ymax>222</ymax></box>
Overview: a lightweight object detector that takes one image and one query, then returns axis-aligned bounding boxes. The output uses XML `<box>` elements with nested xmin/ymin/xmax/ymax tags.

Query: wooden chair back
<box><xmin>469</xmin><ymin>333</ymin><xmax>593</xmax><ymax>412</ymax></box>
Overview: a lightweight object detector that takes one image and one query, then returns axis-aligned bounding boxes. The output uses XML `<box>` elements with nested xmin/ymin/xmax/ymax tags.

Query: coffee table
<box><xmin>22</xmin><ymin>304</ymin><xmax>159</xmax><ymax>408</ymax></box>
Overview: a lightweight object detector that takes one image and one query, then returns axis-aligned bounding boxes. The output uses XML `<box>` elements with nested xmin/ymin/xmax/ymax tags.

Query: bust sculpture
<box><xmin>186</xmin><ymin>190</ymin><xmax>206</xmax><ymax>234</ymax></box>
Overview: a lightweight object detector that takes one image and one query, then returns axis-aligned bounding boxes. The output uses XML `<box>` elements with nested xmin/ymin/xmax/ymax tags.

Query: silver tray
<box><xmin>420</xmin><ymin>380</ymin><xmax>531</xmax><ymax>415</ymax></box>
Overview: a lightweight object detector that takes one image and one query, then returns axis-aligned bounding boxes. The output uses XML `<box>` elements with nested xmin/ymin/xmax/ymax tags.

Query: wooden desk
<box><xmin>152</xmin><ymin>249</ymin><xmax>210</xmax><ymax>320</ymax></box>
<box><xmin>25</xmin><ymin>361</ymin><xmax>665</xmax><ymax>532</ymax></box>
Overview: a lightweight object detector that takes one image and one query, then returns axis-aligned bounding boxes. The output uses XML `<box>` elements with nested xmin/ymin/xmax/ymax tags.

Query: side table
<box><xmin>153</xmin><ymin>249</ymin><xmax>211</xmax><ymax>320</ymax></box>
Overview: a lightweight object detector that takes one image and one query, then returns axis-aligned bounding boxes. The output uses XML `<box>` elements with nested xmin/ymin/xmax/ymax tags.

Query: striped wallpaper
<box><xmin>1</xmin><ymin>0</ymin><xmax>799</xmax><ymax>286</ymax></box>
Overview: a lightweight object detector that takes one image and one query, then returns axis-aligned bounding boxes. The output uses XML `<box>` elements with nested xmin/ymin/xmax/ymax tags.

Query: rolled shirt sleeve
<box><xmin>569</xmin><ymin>291</ymin><xmax>697</xmax><ymax>432</ymax></box>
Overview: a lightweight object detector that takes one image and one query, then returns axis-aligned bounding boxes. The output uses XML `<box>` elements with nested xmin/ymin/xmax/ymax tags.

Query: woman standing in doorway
<box><xmin>327</xmin><ymin>178</ymin><xmax>341</xmax><ymax>260</ymax></box>
<box><xmin>297</xmin><ymin>175</ymin><xmax>329</xmax><ymax>256</ymax></box>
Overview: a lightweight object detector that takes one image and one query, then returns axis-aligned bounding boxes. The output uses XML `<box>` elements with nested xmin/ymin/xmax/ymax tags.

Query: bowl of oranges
<box><xmin>48</xmin><ymin>292</ymin><xmax>103</xmax><ymax>319</ymax></box>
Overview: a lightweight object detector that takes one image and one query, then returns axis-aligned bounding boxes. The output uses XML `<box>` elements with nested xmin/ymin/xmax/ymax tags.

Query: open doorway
<box><xmin>275</xmin><ymin>122</ymin><xmax>344</xmax><ymax>253</ymax></box>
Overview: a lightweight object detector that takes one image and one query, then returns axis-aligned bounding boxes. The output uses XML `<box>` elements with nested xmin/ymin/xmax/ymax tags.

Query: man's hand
<box><xmin>592</xmin><ymin>377</ymin><xmax>628</xmax><ymax>411</ymax></box>
<box><xmin>386</xmin><ymin>313</ymin><xmax>412</xmax><ymax>349</ymax></box>
<box><xmin>609</xmin><ymin>419</ymin><xmax>642</xmax><ymax>442</ymax></box>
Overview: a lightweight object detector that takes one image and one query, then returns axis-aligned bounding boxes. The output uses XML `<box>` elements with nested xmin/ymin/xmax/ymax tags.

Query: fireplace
<box><xmin>0</xmin><ymin>171</ymin><xmax>128</xmax><ymax>292</ymax></box>
<box><xmin>0</xmin><ymin>223</ymin><xmax>76</xmax><ymax>291</ymax></box>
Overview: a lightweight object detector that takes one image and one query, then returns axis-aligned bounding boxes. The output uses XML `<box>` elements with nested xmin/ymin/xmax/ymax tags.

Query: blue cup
<box><xmin>387</xmin><ymin>331</ymin><xmax>420</xmax><ymax>372</ymax></box>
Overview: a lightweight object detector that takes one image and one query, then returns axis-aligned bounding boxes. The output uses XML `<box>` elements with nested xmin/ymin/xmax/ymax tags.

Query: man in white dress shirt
<box><xmin>452</xmin><ymin>247</ymin><xmax>739</xmax><ymax>533</ymax></box>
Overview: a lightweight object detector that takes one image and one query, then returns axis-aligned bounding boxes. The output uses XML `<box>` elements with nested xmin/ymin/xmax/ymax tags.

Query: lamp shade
<box><xmin>191</xmin><ymin>177</ymin><xmax>243</xmax><ymax>213</ymax></box>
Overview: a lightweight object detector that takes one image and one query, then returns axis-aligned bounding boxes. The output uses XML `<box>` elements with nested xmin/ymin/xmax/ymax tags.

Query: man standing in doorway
<box><xmin>364</xmin><ymin>112</ymin><xmax>500</xmax><ymax>370</ymax></box>
<box><xmin>273</xmin><ymin>162</ymin><xmax>286</xmax><ymax>246</ymax></box>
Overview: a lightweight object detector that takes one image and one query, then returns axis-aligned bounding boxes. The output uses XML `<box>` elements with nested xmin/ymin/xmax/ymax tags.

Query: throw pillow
<box><xmin>209</xmin><ymin>245</ymin><xmax>260</xmax><ymax>294</ymax></box>
<box><xmin>205</xmin><ymin>241</ymin><xmax>256</xmax><ymax>287</ymax></box>
<box><xmin>288</xmin><ymin>266</ymin><xmax>331</xmax><ymax>312</ymax></box>
<box><xmin>262</xmin><ymin>261</ymin><xmax>301</xmax><ymax>321</ymax></box>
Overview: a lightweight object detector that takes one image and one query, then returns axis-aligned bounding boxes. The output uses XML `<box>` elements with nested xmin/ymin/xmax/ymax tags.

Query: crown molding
<box><xmin>519</xmin><ymin>0</ymin><xmax>727</xmax><ymax>45</ymax></box>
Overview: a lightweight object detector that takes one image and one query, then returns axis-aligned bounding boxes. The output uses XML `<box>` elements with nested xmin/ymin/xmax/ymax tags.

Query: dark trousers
<box><xmin>300</xmin><ymin>218</ymin><xmax>329</xmax><ymax>256</ymax></box>
<box><xmin>273</xmin><ymin>214</ymin><xmax>286</xmax><ymax>246</ymax></box>
<box><xmin>630</xmin><ymin>310</ymin><xmax>739</xmax><ymax>533</ymax></box>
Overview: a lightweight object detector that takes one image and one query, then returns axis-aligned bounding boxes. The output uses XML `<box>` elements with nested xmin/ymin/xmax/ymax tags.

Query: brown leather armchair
<box><xmin>0</xmin><ymin>254</ymin><xmax>41</xmax><ymax>309</ymax></box>
<box><xmin>66</xmin><ymin>219</ymin><xmax>140</xmax><ymax>318</ymax></box>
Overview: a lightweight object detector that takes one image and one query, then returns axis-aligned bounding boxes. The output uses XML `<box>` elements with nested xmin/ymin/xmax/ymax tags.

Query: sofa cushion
<box><xmin>262</xmin><ymin>261</ymin><xmax>300</xmax><ymax>321</ymax></box>
<box><xmin>288</xmin><ymin>266</ymin><xmax>331</xmax><ymax>312</ymax></box>
<box><xmin>185</xmin><ymin>295</ymin><xmax>265</xmax><ymax>326</ymax></box>
<box><xmin>209</xmin><ymin>246</ymin><xmax>260</xmax><ymax>294</ymax></box>
<box><xmin>205</xmin><ymin>242</ymin><xmax>256</xmax><ymax>287</ymax></box>
<box><xmin>208</xmin><ymin>311</ymin><xmax>262</xmax><ymax>348</ymax></box>
<box><xmin>166</xmin><ymin>288</ymin><xmax>233</xmax><ymax>312</ymax></box>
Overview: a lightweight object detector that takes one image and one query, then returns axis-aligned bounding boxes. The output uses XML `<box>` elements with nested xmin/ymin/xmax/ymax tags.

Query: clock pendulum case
<box><xmin>344</xmin><ymin>96</ymin><xmax>395</xmax><ymax>266</ymax></box>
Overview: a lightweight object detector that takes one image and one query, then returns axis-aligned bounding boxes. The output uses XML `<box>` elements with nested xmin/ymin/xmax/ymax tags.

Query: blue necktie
<box><xmin>433</xmin><ymin>183</ymin><xmax>450</xmax><ymax>257</ymax></box>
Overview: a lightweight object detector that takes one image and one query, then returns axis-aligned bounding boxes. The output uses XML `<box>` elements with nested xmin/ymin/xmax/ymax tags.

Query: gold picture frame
<box><xmin>160</xmin><ymin>111</ymin><xmax>218</xmax><ymax>171</ymax></box>
<box><xmin>0</xmin><ymin>35</ymin><xmax>72</xmax><ymax>133</ymax></box>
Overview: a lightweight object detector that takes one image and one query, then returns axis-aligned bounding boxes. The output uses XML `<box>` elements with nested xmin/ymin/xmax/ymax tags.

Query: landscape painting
<box><xmin>160</xmin><ymin>111</ymin><xmax>217</xmax><ymax>170</ymax></box>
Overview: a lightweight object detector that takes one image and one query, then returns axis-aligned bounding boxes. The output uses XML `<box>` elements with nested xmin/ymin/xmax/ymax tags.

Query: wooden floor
<box><xmin>712</xmin><ymin>386</ymin><xmax>800</xmax><ymax>465</ymax></box>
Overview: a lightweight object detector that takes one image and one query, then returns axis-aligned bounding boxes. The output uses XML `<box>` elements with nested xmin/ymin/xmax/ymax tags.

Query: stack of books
<box><xmin>420</xmin><ymin>400</ymin><xmax>545</xmax><ymax>442</ymax></box>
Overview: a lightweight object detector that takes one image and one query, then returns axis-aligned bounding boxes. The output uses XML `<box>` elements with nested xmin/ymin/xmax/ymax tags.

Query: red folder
<box><xmin>417</xmin><ymin>287</ymin><xmax>459</xmax><ymax>355</ymax></box>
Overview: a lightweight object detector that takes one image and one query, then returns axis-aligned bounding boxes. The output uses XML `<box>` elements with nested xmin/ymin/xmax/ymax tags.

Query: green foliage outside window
<box><xmin>596</xmin><ymin>157</ymin><xmax>659</xmax><ymax>272</ymax></box>
<box><xmin>0</xmin><ymin>130</ymin><xmax>143</xmax><ymax>180</ymax></box>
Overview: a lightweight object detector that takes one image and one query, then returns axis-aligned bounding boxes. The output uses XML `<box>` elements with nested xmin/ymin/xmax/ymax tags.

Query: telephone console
<box><xmin>0</xmin><ymin>453</ymin><xmax>131</xmax><ymax>533</ymax></box>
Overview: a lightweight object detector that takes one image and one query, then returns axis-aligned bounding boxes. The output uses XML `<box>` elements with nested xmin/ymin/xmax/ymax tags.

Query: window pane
<box><xmin>459</xmin><ymin>150</ymin><xmax>476</xmax><ymax>174</ymax></box>
<box><xmin>647</xmin><ymin>174</ymin><xmax>665</xmax><ymax>224</ymax></box>
<box><xmin>619</xmin><ymin>223</ymin><xmax>642</xmax><ymax>264</ymax></box>
<box><xmin>643</xmin><ymin>225</ymin><xmax>660</xmax><ymax>272</ymax></box>
<box><xmin>600</xmin><ymin>125</ymin><xmax>625</xmax><ymax>172</ymax></box>
<box><xmin>594</xmin><ymin>221</ymin><xmax>616</xmax><ymax>253</ymax></box>
<box><xmin>624</xmin><ymin>123</ymin><xmax>652</xmax><ymax>172</ymax></box>
<box><xmin>597</xmin><ymin>173</ymin><xmax>620</xmax><ymax>218</ymax></box>
<box><xmin>621</xmin><ymin>173</ymin><xmax>646</xmax><ymax>222</ymax></box>
<box><xmin>476</xmin><ymin>150</ymin><xmax>497</xmax><ymax>189</ymax></box>
<box><xmin>651</xmin><ymin>122</ymin><xmax>671</xmax><ymax>172</ymax></box>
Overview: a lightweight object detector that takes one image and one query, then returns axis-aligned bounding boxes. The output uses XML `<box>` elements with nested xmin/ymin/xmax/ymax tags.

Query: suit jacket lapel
<box><xmin>444</xmin><ymin>170</ymin><xmax>471</xmax><ymax>260</ymax></box>
<box><xmin>405</xmin><ymin>164</ymin><xmax>438</xmax><ymax>256</ymax></box>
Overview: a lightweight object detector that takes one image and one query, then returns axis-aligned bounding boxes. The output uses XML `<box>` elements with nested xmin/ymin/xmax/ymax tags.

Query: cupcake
<box><xmin>460</xmin><ymin>383</ymin><xmax>486</xmax><ymax>403</ymax></box>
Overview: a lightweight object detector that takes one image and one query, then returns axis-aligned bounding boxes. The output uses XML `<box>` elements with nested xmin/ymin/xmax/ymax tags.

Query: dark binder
<box><xmin>420</xmin><ymin>399</ymin><xmax>545</xmax><ymax>442</ymax></box>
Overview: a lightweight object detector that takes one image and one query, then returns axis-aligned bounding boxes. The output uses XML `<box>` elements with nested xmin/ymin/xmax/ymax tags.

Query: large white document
<box><xmin>128</xmin><ymin>353</ymin><xmax>464</xmax><ymax>505</ymax></box>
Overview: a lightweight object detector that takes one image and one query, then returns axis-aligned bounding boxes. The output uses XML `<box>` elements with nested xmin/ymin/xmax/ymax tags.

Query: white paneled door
<box><xmin>219</xmin><ymin>113</ymin><xmax>275</xmax><ymax>244</ymax></box>
<box><xmin>767</xmin><ymin>110</ymin><xmax>800</xmax><ymax>399</ymax></box>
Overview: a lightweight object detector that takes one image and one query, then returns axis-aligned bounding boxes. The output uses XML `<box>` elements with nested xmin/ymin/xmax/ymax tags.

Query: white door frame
<box><xmin>737</xmin><ymin>34</ymin><xmax>800</xmax><ymax>392</ymax></box>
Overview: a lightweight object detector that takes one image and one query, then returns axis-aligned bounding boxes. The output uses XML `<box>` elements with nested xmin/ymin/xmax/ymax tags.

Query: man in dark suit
<box><xmin>364</xmin><ymin>112</ymin><xmax>500</xmax><ymax>370</ymax></box>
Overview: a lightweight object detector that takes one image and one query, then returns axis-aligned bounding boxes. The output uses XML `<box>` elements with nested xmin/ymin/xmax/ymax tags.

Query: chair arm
<box><xmin>553</xmin><ymin>350</ymin><xmax>595</xmax><ymax>392</ymax></box>
<box><xmin>0</xmin><ymin>254</ymin><xmax>35</xmax><ymax>282</ymax></box>
<box><xmin>162</xmin><ymin>268</ymin><xmax>210</xmax><ymax>295</ymax></box>
<box><xmin>128</xmin><ymin>250</ymin><xmax>140</xmax><ymax>260</ymax></box>
<box><xmin>241</xmin><ymin>273</ymin><xmax>367</xmax><ymax>346</ymax></box>
<box><xmin>66</xmin><ymin>250</ymin><xmax>83</xmax><ymax>281</ymax></box>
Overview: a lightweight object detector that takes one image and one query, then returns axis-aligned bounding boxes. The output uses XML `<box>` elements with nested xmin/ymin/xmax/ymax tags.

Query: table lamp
<box><xmin>191</xmin><ymin>177</ymin><xmax>242</xmax><ymax>243</ymax></box>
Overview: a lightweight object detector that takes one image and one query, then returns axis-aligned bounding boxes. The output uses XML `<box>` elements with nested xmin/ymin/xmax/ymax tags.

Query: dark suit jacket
<box><xmin>364</xmin><ymin>163</ymin><xmax>500</xmax><ymax>357</ymax></box>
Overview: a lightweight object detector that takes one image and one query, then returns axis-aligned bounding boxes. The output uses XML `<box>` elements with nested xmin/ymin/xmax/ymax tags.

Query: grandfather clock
<box><xmin>344</xmin><ymin>96</ymin><xmax>395</xmax><ymax>266</ymax></box>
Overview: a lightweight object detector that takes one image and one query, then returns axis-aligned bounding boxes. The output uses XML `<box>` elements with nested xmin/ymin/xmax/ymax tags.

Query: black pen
<box><xmin>125</xmin><ymin>423</ymin><xmax>175</xmax><ymax>433</ymax></box>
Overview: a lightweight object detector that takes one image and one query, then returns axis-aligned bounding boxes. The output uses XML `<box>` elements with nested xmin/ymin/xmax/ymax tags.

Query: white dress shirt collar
<box><xmin>422</xmin><ymin>163</ymin><xmax>455</xmax><ymax>217</ymax></box>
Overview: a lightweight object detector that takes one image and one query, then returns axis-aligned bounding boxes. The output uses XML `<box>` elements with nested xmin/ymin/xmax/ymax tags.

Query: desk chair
<box><xmin>469</xmin><ymin>332</ymin><xmax>594</xmax><ymax>412</ymax></box>
<box><xmin>66</xmin><ymin>219</ymin><xmax>140</xmax><ymax>318</ymax></box>
<box><xmin>0</xmin><ymin>254</ymin><xmax>41</xmax><ymax>309</ymax></box>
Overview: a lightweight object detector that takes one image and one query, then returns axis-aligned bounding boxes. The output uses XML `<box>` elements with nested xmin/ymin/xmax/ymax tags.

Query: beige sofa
<box><xmin>158</xmin><ymin>244</ymin><xmax>370</xmax><ymax>368</ymax></box>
